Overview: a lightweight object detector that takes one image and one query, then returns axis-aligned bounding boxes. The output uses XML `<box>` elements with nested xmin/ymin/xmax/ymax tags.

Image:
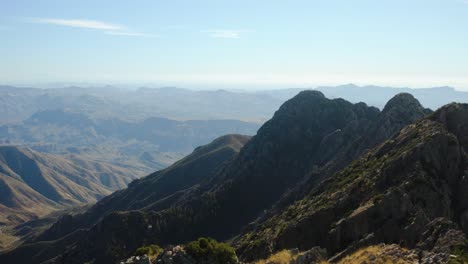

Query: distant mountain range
<box><xmin>2</xmin><ymin>84</ymin><xmax>468</xmax><ymax>125</ymax></box>
<box><xmin>0</xmin><ymin>85</ymin><xmax>281</xmax><ymax>124</ymax></box>
<box><xmin>0</xmin><ymin>109</ymin><xmax>260</xmax><ymax>174</ymax></box>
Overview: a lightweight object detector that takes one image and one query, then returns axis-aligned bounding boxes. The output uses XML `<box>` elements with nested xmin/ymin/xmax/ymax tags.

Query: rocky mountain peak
<box><xmin>296</xmin><ymin>90</ymin><xmax>326</xmax><ymax>99</ymax></box>
<box><xmin>275</xmin><ymin>90</ymin><xmax>326</xmax><ymax>114</ymax></box>
<box><xmin>363</xmin><ymin>93</ymin><xmax>429</xmax><ymax>146</ymax></box>
<box><xmin>382</xmin><ymin>93</ymin><xmax>425</xmax><ymax>114</ymax></box>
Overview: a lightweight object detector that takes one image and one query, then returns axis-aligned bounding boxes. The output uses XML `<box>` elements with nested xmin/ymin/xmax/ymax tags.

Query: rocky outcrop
<box><xmin>124</xmin><ymin>244</ymin><xmax>239</xmax><ymax>264</ymax></box>
<box><xmin>154</xmin><ymin>246</ymin><xmax>196</xmax><ymax>264</ymax></box>
<box><xmin>121</xmin><ymin>255</ymin><xmax>151</xmax><ymax>264</ymax></box>
<box><xmin>291</xmin><ymin>247</ymin><xmax>327</xmax><ymax>264</ymax></box>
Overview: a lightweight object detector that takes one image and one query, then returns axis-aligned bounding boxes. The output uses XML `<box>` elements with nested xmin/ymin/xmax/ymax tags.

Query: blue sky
<box><xmin>1</xmin><ymin>0</ymin><xmax>468</xmax><ymax>90</ymax></box>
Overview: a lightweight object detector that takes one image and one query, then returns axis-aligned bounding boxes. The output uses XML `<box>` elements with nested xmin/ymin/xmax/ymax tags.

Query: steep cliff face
<box><xmin>235</xmin><ymin>104</ymin><xmax>468</xmax><ymax>262</ymax></box>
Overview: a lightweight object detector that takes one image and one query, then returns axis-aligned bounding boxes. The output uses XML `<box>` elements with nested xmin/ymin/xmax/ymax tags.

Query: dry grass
<box><xmin>254</xmin><ymin>249</ymin><xmax>329</xmax><ymax>264</ymax></box>
<box><xmin>336</xmin><ymin>245</ymin><xmax>415</xmax><ymax>264</ymax></box>
<box><xmin>254</xmin><ymin>245</ymin><xmax>415</xmax><ymax>264</ymax></box>
<box><xmin>254</xmin><ymin>250</ymin><xmax>298</xmax><ymax>264</ymax></box>
<box><xmin>0</xmin><ymin>229</ymin><xmax>20</xmax><ymax>252</ymax></box>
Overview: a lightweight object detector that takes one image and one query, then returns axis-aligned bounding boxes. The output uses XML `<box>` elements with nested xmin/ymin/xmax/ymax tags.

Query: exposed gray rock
<box><xmin>291</xmin><ymin>247</ymin><xmax>327</xmax><ymax>264</ymax></box>
<box><xmin>121</xmin><ymin>255</ymin><xmax>151</xmax><ymax>264</ymax></box>
<box><xmin>155</xmin><ymin>246</ymin><xmax>195</xmax><ymax>264</ymax></box>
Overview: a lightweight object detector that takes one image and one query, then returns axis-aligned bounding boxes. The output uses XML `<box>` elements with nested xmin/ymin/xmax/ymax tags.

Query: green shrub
<box><xmin>450</xmin><ymin>241</ymin><xmax>468</xmax><ymax>264</ymax></box>
<box><xmin>135</xmin><ymin>244</ymin><xmax>162</xmax><ymax>258</ymax></box>
<box><xmin>185</xmin><ymin>237</ymin><xmax>237</xmax><ymax>264</ymax></box>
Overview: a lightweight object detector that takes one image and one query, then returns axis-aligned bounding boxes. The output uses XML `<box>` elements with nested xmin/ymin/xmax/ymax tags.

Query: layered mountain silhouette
<box><xmin>1</xmin><ymin>91</ymin><xmax>446</xmax><ymax>264</ymax></box>
<box><xmin>0</xmin><ymin>146</ymin><xmax>138</xmax><ymax>227</ymax></box>
<box><xmin>0</xmin><ymin>85</ymin><xmax>282</xmax><ymax>124</ymax></box>
<box><xmin>9</xmin><ymin>109</ymin><xmax>258</xmax><ymax>153</ymax></box>
<box><xmin>0</xmin><ymin>109</ymin><xmax>259</xmax><ymax>175</ymax></box>
<box><xmin>2</xmin><ymin>84</ymin><xmax>468</xmax><ymax>126</ymax></box>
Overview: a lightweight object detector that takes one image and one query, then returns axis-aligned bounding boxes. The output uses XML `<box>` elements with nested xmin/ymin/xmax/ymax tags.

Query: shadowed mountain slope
<box><xmin>32</xmin><ymin>134</ymin><xmax>251</xmax><ymax>243</ymax></box>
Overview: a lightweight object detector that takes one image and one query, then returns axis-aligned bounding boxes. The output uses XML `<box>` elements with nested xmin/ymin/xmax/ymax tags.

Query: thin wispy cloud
<box><xmin>202</xmin><ymin>29</ymin><xmax>251</xmax><ymax>39</ymax></box>
<box><xmin>33</xmin><ymin>18</ymin><xmax>123</xmax><ymax>30</ymax></box>
<box><xmin>31</xmin><ymin>18</ymin><xmax>157</xmax><ymax>38</ymax></box>
<box><xmin>161</xmin><ymin>25</ymin><xmax>188</xmax><ymax>30</ymax></box>
<box><xmin>104</xmin><ymin>31</ymin><xmax>159</xmax><ymax>38</ymax></box>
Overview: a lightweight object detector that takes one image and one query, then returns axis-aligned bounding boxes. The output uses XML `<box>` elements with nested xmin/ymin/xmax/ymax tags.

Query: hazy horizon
<box><xmin>1</xmin><ymin>82</ymin><xmax>466</xmax><ymax>93</ymax></box>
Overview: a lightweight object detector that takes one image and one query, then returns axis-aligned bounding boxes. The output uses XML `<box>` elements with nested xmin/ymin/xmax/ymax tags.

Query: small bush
<box><xmin>450</xmin><ymin>241</ymin><xmax>468</xmax><ymax>264</ymax></box>
<box><xmin>185</xmin><ymin>237</ymin><xmax>237</xmax><ymax>264</ymax></box>
<box><xmin>135</xmin><ymin>244</ymin><xmax>162</xmax><ymax>258</ymax></box>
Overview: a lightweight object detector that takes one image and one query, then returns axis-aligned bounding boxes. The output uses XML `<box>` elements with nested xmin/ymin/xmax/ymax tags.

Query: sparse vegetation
<box><xmin>185</xmin><ymin>237</ymin><xmax>237</xmax><ymax>264</ymax></box>
<box><xmin>254</xmin><ymin>250</ymin><xmax>298</xmax><ymax>264</ymax></box>
<box><xmin>335</xmin><ymin>244</ymin><xmax>424</xmax><ymax>264</ymax></box>
<box><xmin>449</xmin><ymin>241</ymin><xmax>468</xmax><ymax>264</ymax></box>
<box><xmin>135</xmin><ymin>244</ymin><xmax>162</xmax><ymax>259</ymax></box>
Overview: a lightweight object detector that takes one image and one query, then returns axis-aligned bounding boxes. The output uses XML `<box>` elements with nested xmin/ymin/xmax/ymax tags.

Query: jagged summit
<box><xmin>296</xmin><ymin>89</ymin><xmax>326</xmax><ymax>98</ymax></box>
<box><xmin>274</xmin><ymin>90</ymin><xmax>326</xmax><ymax>114</ymax></box>
<box><xmin>361</xmin><ymin>93</ymin><xmax>430</xmax><ymax>147</ymax></box>
<box><xmin>382</xmin><ymin>93</ymin><xmax>425</xmax><ymax>113</ymax></box>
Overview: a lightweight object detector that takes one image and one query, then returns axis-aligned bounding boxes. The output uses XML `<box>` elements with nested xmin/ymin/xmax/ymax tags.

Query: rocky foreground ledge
<box><xmin>121</xmin><ymin>241</ymin><xmax>463</xmax><ymax>264</ymax></box>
